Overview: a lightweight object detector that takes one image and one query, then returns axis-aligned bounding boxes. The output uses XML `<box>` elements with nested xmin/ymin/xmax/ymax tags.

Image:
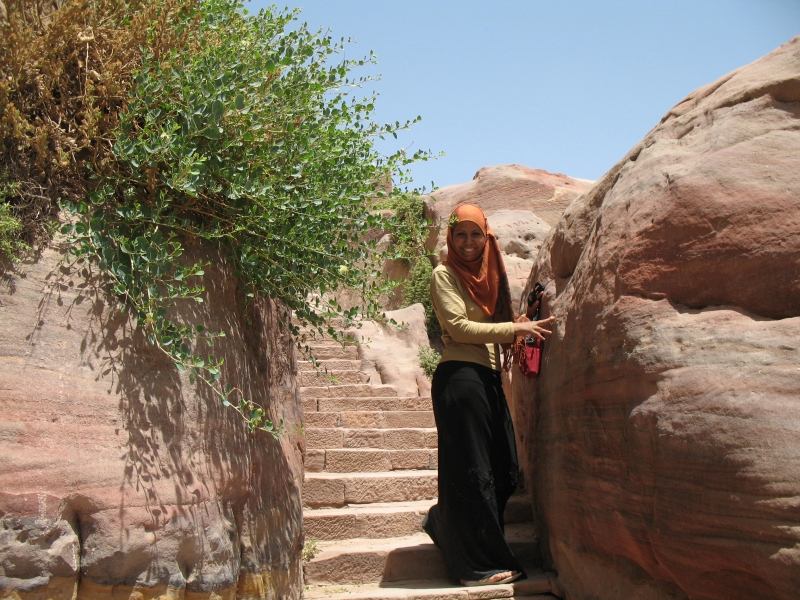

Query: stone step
<box><xmin>303</xmin><ymin>497</ymin><xmax>533</xmax><ymax>542</ymax></box>
<box><xmin>301</xmin><ymin>383</ymin><xmax>398</xmax><ymax>399</ymax></box>
<box><xmin>298</xmin><ymin>359</ymin><xmax>363</xmax><ymax>372</ymax></box>
<box><xmin>303</xmin><ymin>574</ymin><xmax>556</xmax><ymax>600</ymax></box>
<box><xmin>303</xmin><ymin>345</ymin><xmax>359</xmax><ymax>360</ymax></box>
<box><xmin>305</xmin><ymin>448</ymin><xmax>438</xmax><ymax>473</ymax></box>
<box><xmin>304</xmin><ymin>396</ymin><xmax>433</xmax><ymax>413</ymax></box>
<box><xmin>303</xmin><ymin>470</ymin><xmax>438</xmax><ymax>508</ymax></box>
<box><xmin>305</xmin><ymin>411</ymin><xmax>435</xmax><ymax>430</ymax></box>
<box><xmin>305</xmin><ymin>427</ymin><xmax>437</xmax><ymax>450</ymax></box>
<box><xmin>304</xmin><ymin>500</ymin><xmax>435</xmax><ymax>541</ymax></box>
<box><xmin>504</xmin><ymin>494</ymin><xmax>534</xmax><ymax>525</ymax></box>
<box><xmin>291</xmin><ymin>315</ymin><xmax>349</xmax><ymax>329</ymax></box>
<box><xmin>303</xmin><ymin>523</ymin><xmax>539</xmax><ymax>585</ymax></box>
<box><xmin>299</xmin><ymin>369</ymin><xmax>370</xmax><ymax>386</ymax></box>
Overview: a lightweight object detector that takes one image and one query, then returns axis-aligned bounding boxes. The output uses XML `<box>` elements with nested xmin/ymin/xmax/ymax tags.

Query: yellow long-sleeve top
<box><xmin>430</xmin><ymin>264</ymin><xmax>515</xmax><ymax>371</ymax></box>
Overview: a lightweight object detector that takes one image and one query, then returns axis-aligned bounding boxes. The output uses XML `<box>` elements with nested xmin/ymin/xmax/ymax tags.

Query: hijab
<box><xmin>443</xmin><ymin>203</ymin><xmax>514</xmax><ymax>323</ymax></box>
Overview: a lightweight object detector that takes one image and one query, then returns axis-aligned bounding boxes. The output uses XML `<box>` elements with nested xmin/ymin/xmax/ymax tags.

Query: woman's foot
<box><xmin>461</xmin><ymin>571</ymin><xmax>521</xmax><ymax>586</ymax></box>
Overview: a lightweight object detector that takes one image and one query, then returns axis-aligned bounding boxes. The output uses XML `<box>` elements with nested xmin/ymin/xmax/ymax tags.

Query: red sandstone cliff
<box><xmin>0</xmin><ymin>243</ymin><xmax>305</xmax><ymax>599</ymax></box>
<box><xmin>515</xmin><ymin>35</ymin><xmax>800</xmax><ymax>600</ymax></box>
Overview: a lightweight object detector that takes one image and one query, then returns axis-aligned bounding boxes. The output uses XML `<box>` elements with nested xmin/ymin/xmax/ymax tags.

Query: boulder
<box><xmin>424</xmin><ymin>164</ymin><xmax>591</xmax><ymax>260</ymax></box>
<box><xmin>488</xmin><ymin>209</ymin><xmax>552</xmax><ymax>261</ymax></box>
<box><xmin>487</xmin><ymin>209</ymin><xmax>552</xmax><ymax>303</ymax></box>
<box><xmin>423</xmin><ymin>166</ymin><xmax>590</xmax><ymax>311</ymax></box>
<box><xmin>346</xmin><ymin>304</ymin><xmax>431</xmax><ymax>398</ymax></box>
<box><xmin>426</xmin><ymin>164</ymin><xmax>593</xmax><ymax>232</ymax></box>
<box><xmin>0</xmin><ymin>242</ymin><xmax>305</xmax><ymax>599</ymax></box>
<box><xmin>514</xmin><ymin>36</ymin><xmax>800</xmax><ymax>600</ymax></box>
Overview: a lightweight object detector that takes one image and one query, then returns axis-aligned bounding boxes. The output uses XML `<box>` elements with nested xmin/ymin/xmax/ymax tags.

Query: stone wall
<box><xmin>0</xmin><ymin>241</ymin><xmax>304</xmax><ymax>599</ymax></box>
<box><xmin>513</xmin><ymin>36</ymin><xmax>800</xmax><ymax>600</ymax></box>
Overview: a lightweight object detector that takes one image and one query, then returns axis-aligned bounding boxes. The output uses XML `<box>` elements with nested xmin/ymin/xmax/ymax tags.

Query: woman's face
<box><xmin>452</xmin><ymin>220</ymin><xmax>486</xmax><ymax>262</ymax></box>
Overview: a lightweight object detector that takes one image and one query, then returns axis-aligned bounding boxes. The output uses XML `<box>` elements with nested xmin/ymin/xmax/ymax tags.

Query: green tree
<box><xmin>2</xmin><ymin>0</ymin><xmax>433</xmax><ymax>432</ymax></box>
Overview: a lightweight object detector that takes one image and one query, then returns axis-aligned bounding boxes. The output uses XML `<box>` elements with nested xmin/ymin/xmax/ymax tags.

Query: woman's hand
<box><xmin>512</xmin><ymin>315</ymin><xmax>556</xmax><ymax>341</ymax></box>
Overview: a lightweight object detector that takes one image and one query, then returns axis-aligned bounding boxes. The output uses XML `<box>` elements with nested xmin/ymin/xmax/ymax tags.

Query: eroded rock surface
<box><xmin>514</xmin><ymin>36</ymin><xmax>800</xmax><ymax>600</ymax></box>
<box><xmin>426</xmin><ymin>164</ymin><xmax>592</xmax><ymax>232</ymax></box>
<box><xmin>0</xmin><ymin>243</ymin><xmax>304</xmax><ymax>599</ymax></box>
<box><xmin>488</xmin><ymin>209</ymin><xmax>552</xmax><ymax>303</ymax></box>
<box><xmin>346</xmin><ymin>303</ymin><xmax>432</xmax><ymax>398</ymax></box>
<box><xmin>424</xmin><ymin>166</ymin><xmax>590</xmax><ymax>308</ymax></box>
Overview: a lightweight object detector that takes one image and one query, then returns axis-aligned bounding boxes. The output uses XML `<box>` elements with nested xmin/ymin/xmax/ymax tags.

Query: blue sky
<box><xmin>248</xmin><ymin>0</ymin><xmax>800</xmax><ymax>189</ymax></box>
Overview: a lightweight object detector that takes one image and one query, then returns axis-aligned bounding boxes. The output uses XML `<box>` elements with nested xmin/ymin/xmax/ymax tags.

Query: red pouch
<box><xmin>518</xmin><ymin>337</ymin><xmax>543</xmax><ymax>379</ymax></box>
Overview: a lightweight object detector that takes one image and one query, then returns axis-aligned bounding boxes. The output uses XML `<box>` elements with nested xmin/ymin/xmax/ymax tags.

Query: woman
<box><xmin>423</xmin><ymin>203</ymin><xmax>554</xmax><ymax>586</ymax></box>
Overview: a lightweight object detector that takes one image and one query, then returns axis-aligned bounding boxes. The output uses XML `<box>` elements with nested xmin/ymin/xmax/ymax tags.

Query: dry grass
<box><xmin>0</xmin><ymin>0</ymin><xmax>198</xmax><ymax>249</ymax></box>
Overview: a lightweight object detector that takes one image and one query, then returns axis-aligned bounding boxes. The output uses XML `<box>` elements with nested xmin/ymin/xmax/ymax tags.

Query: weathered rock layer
<box><xmin>0</xmin><ymin>243</ymin><xmax>304</xmax><ymax>599</ymax></box>
<box><xmin>425</xmin><ymin>164</ymin><xmax>592</xmax><ymax>305</ymax></box>
<box><xmin>515</xmin><ymin>36</ymin><xmax>800</xmax><ymax>600</ymax></box>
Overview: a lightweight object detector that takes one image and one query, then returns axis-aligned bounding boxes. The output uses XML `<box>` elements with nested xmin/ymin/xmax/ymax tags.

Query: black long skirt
<box><xmin>423</xmin><ymin>360</ymin><xmax>526</xmax><ymax>582</ymax></box>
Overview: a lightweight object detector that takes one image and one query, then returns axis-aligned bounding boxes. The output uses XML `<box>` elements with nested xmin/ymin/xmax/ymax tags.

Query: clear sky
<box><xmin>248</xmin><ymin>0</ymin><xmax>800</xmax><ymax>190</ymax></box>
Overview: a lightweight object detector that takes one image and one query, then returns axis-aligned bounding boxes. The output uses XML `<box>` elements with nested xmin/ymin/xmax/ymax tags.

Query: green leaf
<box><xmin>51</xmin><ymin>0</ymin><xmax>435</xmax><ymax>437</ymax></box>
<box><xmin>211</xmin><ymin>99</ymin><xmax>224</xmax><ymax>121</ymax></box>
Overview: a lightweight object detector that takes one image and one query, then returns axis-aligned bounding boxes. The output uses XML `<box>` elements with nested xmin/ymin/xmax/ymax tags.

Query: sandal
<box><xmin>461</xmin><ymin>571</ymin><xmax>522</xmax><ymax>586</ymax></box>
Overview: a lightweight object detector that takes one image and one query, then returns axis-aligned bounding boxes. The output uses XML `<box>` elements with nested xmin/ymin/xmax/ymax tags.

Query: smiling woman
<box><xmin>451</xmin><ymin>220</ymin><xmax>486</xmax><ymax>262</ymax></box>
<box><xmin>423</xmin><ymin>203</ymin><xmax>555</xmax><ymax>585</ymax></box>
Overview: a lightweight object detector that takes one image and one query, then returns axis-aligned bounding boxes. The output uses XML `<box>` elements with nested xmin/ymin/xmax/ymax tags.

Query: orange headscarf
<box><xmin>443</xmin><ymin>203</ymin><xmax>514</xmax><ymax>323</ymax></box>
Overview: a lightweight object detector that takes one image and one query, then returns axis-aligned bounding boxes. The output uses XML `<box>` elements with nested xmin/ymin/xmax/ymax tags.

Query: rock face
<box><xmin>427</xmin><ymin>164</ymin><xmax>592</xmax><ymax>231</ymax></box>
<box><xmin>346</xmin><ymin>303</ymin><xmax>432</xmax><ymax>398</ymax></box>
<box><xmin>0</xmin><ymin>243</ymin><xmax>304</xmax><ymax>599</ymax></box>
<box><xmin>424</xmin><ymin>165</ymin><xmax>592</xmax><ymax>309</ymax></box>
<box><xmin>488</xmin><ymin>209</ymin><xmax>553</xmax><ymax>305</ymax></box>
<box><xmin>514</xmin><ymin>36</ymin><xmax>800</xmax><ymax>600</ymax></box>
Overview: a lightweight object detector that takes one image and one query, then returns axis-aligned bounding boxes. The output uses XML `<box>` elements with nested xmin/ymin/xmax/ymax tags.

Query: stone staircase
<box><xmin>299</xmin><ymin>334</ymin><xmax>560</xmax><ymax>600</ymax></box>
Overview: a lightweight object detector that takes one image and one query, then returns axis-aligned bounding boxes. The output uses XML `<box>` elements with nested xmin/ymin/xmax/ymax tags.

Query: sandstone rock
<box><xmin>488</xmin><ymin>210</ymin><xmax>552</xmax><ymax>261</ymax></box>
<box><xmin>488</xmin><ymin>210</ymin><xmax>551</xmax><ymax>303</ymax></box>
<box><xmin>423</xmin><ymin>167</ymin><xmax>585</xmax><ymax>309</ymax></box>
<box><xmin>514</xmin><ymin>36</ymin><xmax>800</xmax><ymax>600</ymax></box>
<box><xmin>0</xmin><ymin>243</ymin><xmax>304</xmax><ymax>598</ymax></box>
<box><xmin>427</xmin><ymin>164</ymin><xmax>592</xmax><ymax>229</ymax></box>
<box><xmin>0</xmin><ymin>517</ymin><xmax>79</xmax><ymax>596</ymax></box>
<box><xmin>347</xmin><ymin>304</ymin><xmax>432</xmax><ymax>397</ymax></box>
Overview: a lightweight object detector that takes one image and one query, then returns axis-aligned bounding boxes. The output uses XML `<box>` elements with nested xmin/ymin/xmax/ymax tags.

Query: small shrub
<box><xmin>0</xmin><ymin>201</ymin><xmax>29</xmax><ymax>261</ymax></box>
<box><xmin>402</xmin><ymin>255</ymin><xmax>440</xmax><ymax>337</ymax></box>
<box><xmin>301</xmin><ymin>537</ymin><xmax>319</xmax><ymax>562</ymax></box>
<box><xmin>419</xmin><ymin>346</ymin><xmax>441</xmax><ymax>380</ymax></box>
<box><xmin>375</xmin><ymin>183</ymin><xmax>444</xmax><ymax>340</ymax></box>
<box><xmin>386</xmin><ymin>193</ymin><xmax>427</xmax><ymax>259</ymax></box>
